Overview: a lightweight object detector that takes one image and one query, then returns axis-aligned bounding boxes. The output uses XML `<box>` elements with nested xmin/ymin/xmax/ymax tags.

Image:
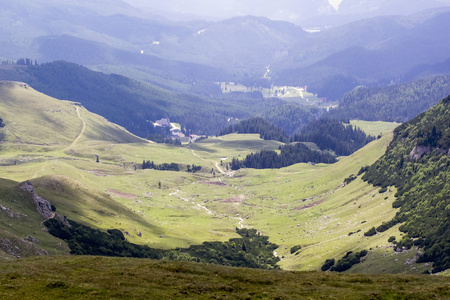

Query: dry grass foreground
<box><xmin>0</xmin><ymin>256</ymin><xmax>449</xmax><ymax>299</ymax></box>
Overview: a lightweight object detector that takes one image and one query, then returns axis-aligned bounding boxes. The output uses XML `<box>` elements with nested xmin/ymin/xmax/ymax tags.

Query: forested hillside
<box><xmin>218</xmin><ymin>117</ymin><xmax>288</xmax><ymax>142</ymax></box>
<box><xmin>362</xmin><ymin>95</ymin><xmax>450</xmax><ymax>273</ymax></box>
<box><xmin>273</xmin><ymin>10</ymin><xmax>450</xmax><ymax>99</ymax></box>
<box><xmin>333</xmin><ymin>76</ymin><xmax>450</xmax><ymax>122</ymax></box>
<box><xmin>263</xmin><ymin>104</ymin><xmax>321</xmax><ymax>136</ymax></box>
<box><xmin>293</xmin><ymin>119</ymin><xmax>375</xmax><ymax>156</ymax></box>
<box><xmin>230</xmin><ymin>143</ymin><xmax>336</xmax><ymax>170</ymax></box>
<box><xmin>0</xmin><ymin>62</ymin><xmax>282</xmax><ymax>137</ymax></box>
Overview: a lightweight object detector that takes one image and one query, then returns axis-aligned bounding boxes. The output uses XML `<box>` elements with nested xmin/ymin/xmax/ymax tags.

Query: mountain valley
<box><xmin>0</xmin><ymin>0</ymin><xmax>449</xmax><ymax>298</ymax></box>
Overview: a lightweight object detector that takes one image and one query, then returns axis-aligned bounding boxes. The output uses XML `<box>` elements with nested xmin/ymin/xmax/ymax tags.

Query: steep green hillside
<box><xmin>0</xmin><ymin>81</ymin><xmax>242</xmax><ymax>254</ymax></box>
<box><xmin>362</xmin><ymin>95</ymin><xmax>450</xmax><ymax>273</ymax></box>
<box><xmin>0</xmin><ymin>81</ymin><xmax>144</xmax><ymax>151</ymax></box>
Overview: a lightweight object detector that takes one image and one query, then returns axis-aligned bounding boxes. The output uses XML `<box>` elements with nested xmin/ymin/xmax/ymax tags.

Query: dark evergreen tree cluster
<box><xmin>186</xmin><ymin>164</ymin><xmax>202</xmax><ymax>173</ymax></box>
<box><xmin>44</xmin><ymin>218</ymin><xmax>279</xmax><ymax>269</ymax></box>
<box><xmin>321</xmin><ymin>250</ymin><xmax>368</xmax><ymax>272</ymax></box>
<box><xmin>218</xmin><ymin>117</ymin><xmax>288</xmax><ymax>142</ymax></box>
<box><xmin>293</xmin><ymin>119</ymin><xmax>375</xmax><ymax>156</ymax></box>
<box><xmin>0</xmin><ymin>117</ymin><xmax>5</xmax><ymax>128</ymax></box>
<box><xmin>142</xmin><ymin>161</ymin><xmax>179</xmax><ymax>171</ymax></box>
<box><xmin>45</xmin><ymin>218</ymin><xmax>164</xmax><ymax>259</ymax></box>
<box><xmin>147</xmin><ymin>134</ymin><xmax>181</xmax><ymax>146</ymax></box>
<box><xmin>362</xmin><ymin>96</ymin><xmax>450</xmax><ymax>273</ymax></box>
<box><xmin>230</xmin><ymin>143</ymin><xmax>336</xmax><ymax>170</ymax></box>
<box><xmin>182</xmin><ymin>228</ymin><xmax>280</xmax><ymax>269</ymax></box>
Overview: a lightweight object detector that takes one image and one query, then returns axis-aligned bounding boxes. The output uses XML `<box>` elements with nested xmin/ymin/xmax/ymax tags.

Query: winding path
<box><xmin>63</xmin><ymin>105</ymin><xmax>86</xmax><ymax>151</ymax></box>
<box><xmin>169</xmin><ymin>188</ymin><xmax>244</xmax><ymax>228</ymax></box>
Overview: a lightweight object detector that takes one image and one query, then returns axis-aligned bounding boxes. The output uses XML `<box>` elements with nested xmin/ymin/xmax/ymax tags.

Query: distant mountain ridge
<box><xmin>1</xmin><ymin>0</ymin><xmax>449</xmax><ymax>102</ymax></box>
<box><xmin>273</xmin><ymin>9</ymin><xmax>450</xmax><ymax>99</ymax></box>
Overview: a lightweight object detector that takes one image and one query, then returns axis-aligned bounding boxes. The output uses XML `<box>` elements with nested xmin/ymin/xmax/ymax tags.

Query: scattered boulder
<box><xmin>25</xmin><ymin>235</ymin><xmax>39</xmax><ymax>244</ymax></box>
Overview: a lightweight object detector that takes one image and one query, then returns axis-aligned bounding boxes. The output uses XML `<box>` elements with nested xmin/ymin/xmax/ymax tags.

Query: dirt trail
<box><xmin>63</xmin><ymin>105</ymin><xmax>86</xmax><ymax>151</ymax></box>
<box><xmin>170</xmin><ymin>189</ymin><xmax>244</xmax><ymax>228</ymax></box>
<box><xmin>169</xmin><ymin>189</ymin><xmax>213</xmax><ymax>214</ymax></box>
<box><xmin>215</xmin><ymin>162</ymin><xmax>235</xmax><ymax>177</ymax></box>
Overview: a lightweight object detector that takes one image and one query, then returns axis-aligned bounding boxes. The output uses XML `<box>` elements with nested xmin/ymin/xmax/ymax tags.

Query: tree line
<box><xmin>218</xmin><ymin>117</ymin><xmax>288</xmax><ymax>142</ymax></box>
<box><xmin>293</xmin><ymin>119</ymin><xmax>375</xmax><ymax>156</ymax></box>
<box><xmin>1</xmin><ymin>58</ymin><xmax>38</xmax><ymax>66</ymax></box>
<box><xmin>142</xmin><ymin>161</ymin><xmax>202</xmax><ymax>173</ymax></box>
<box><xmin>230</xmin><ymin>143</ymin><xmax>336</xmax><ymax>170</ymax></box>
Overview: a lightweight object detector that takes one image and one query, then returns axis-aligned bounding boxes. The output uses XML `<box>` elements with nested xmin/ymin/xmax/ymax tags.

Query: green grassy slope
<box><xmin>1</xmin><ymin>81</ymin><xmax>440</xmax><ymax>274</ymax></box>
<box><xmin>0</xmin><ymin>81</ymin><xmax>242</xmax><ymax>254</ymax></box>
<box><xmin>1</xmin><ymin>256</ymin><xmax>449</xmax><ymax>299</ymax></box>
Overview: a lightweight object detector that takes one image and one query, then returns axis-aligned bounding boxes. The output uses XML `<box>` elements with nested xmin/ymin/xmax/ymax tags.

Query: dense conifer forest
<box><xmin>230</xmin><ymin>143</ymin><xmax>336</xmax><ymax>170</ymax></box>
<box><xmin>293</xmin><ymin>119</ymin><xmax>376</xmax><ymax>156</ymax></box>
<box><xmin>218</xmin><ymin>117</ymin><xmax>288</xmax><ymax>142</ymax></box>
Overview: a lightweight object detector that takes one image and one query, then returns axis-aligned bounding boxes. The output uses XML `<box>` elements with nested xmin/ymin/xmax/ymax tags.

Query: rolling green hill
<box><xmin>0</xmin><ymin>81</ymin><xmax>449</xmax><ymax>277</ymax></box>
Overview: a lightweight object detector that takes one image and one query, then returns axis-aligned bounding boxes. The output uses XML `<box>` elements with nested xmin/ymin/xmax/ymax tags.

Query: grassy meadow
<box><xmin>1</xmin><ymin>256</ymin><xmax>449</xmax><ymax>299</ymax></box>
<box><xmin>0</xmin><ymin>81</ymin><xmax>446</xmax><ymax>276</ymax></box>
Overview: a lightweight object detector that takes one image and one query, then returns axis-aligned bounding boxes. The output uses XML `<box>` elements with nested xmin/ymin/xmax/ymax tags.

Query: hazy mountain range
<box><xmin>124</xmin><ymin>0</ymin><xmax>450</xmax><ymax>26</ymax></box>
<box><xmin>1</xmin><ymin>0</ymin><xmax>449</xmax><ymax>100</ymax></box>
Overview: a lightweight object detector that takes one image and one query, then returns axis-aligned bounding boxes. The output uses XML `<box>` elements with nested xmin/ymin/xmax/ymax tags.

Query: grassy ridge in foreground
<box><xmin>0</xmin><ymin>256</ymin><xmax>449</xmax><ymax>299</ymax></box>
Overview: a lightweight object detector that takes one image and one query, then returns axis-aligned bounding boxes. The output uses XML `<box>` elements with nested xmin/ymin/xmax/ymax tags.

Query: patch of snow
<box><xmin>304</xmin><ymin>28</ymin><xmax>321</xmax><ymax>33</ymax></box>
<box><xmin>329</xmin><ymin>0</ymin><xmax>343</xmax><ymax>11</ymax></box>
<box><xmin>196</xmin><ymin>29</ymin><xmax>207</xmax><ymax>35</ymax></box>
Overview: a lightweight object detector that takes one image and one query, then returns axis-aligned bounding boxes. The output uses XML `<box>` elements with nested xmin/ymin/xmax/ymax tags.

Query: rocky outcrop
<box><xmin>409</xmin><ymin>144</ymin><xmax>450</xmax><ymax>161</ymax></box>
<box><xmin>18</xmin><ymin>180</ymin><xmax>70</xmax><ymax>227</ymax></box>
<box><xmin>19</xmin><ymin>181</ymin><xmax>53</xmax><ymax>219</ymax></box>
<box><xmin>409</xmin><ymin>145</ymin><xmax>431</xmax><ymax>161</ymax></box>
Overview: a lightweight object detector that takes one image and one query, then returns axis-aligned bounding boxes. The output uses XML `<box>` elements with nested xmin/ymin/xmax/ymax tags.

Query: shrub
<box><xmin>330</xmin><ymin>250</ymin><xmax>368</xmax><ymax>272</ymax></box>
<box><xmin>321</xmin><ymin>258</ymin><xmax>335</xmax><ymax>271</ymax></box>
<box><xmin>364</xmin><ymin>227</ymin><xmax>377</xmax><ymax>237</ymax></box>
<box><xmin>290</xmin><ymin>245</ymin><xmax>302</xmax><ymax>254</ymax></box>
<box><xmin>379</xmin><ymin>187</ymin><xmax>388</xmax><ymax>193</ymax></box>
